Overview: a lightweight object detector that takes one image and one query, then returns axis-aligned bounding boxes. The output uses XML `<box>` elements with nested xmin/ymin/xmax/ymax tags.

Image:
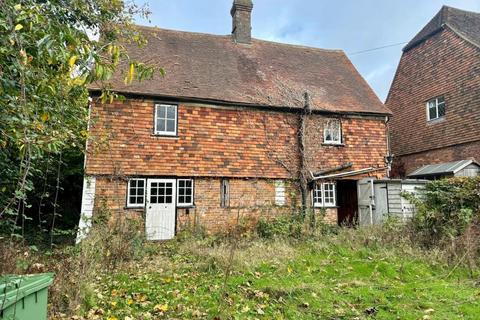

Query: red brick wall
<box><xmin>392</xmin><ymin>140</ymin><xmax>480</xmax><ymax>176</ymax></box>
<box><xmin>85</xmin><ymin>99</ymin><xmax>388</xmax><ymax>178</ymax></box>
<box><xmin>386</xmin><ymin>27</ymin><xmax>480</xmax><ymax>174</ymax></box>
<box><xmin>85</xmin><ymin>98</ymin><xmax>388</xmax><ymax>231</ymax></box>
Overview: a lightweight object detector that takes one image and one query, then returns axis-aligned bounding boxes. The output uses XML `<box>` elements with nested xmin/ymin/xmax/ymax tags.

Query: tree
<box><xmin>0</xmin><ymin>0</ymin><xmax>158</xmax><ymax>242</ymax></box>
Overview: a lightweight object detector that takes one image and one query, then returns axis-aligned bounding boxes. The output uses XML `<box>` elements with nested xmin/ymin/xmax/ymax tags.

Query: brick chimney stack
<box><xmin>231</xmin><ymin>0</ymin><xmax>253</xmax><ymax>44</ymax></box>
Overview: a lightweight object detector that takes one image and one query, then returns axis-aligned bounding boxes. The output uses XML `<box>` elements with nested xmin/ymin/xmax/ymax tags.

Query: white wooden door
<box><xmin>373</xmin><ymin>182</ymin><xmax>388</xmax><ymax>224</ymax></box>
<box><xmin>146</xmin><ymin>179</ymin><xmax>176</xmax><ymax>240</ymax></box>
<box><xmin>357</xmin><ymin>178</ymin><xmax>374</xmax><ymax>226</ymax></box>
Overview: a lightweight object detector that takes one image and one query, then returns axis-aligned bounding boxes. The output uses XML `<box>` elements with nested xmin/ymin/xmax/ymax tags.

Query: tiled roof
<box><xmin>404</xmin><ymin>6</ymin><xmax>480</xmax><ymax>52</ymax></box>
<box><xmin>95</xmin><ymin>26</ymin><xmax>390</xmax><ymax>115</ymax></box>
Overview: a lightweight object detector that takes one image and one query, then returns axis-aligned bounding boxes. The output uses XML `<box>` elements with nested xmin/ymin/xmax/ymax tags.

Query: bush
<box><xmin>407</xmin><ymin>177</ymin><xmax>480</xmax><ymax>245</ymax></box>
<box><xmin>256</xmin><ymin>215</ymin><xmax>302</xmax><ymax>239</ymax></box>
<box><xmin>255</xmin><ymin>210</ymin><xmax>336</xmax><ymax>239</ymax></box>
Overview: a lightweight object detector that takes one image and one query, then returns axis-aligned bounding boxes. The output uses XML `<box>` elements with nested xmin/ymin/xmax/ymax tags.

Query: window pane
<box><xmin>150</xmin><ymin>195</ymin><xmax>157</xmax><ymax>204</ymax></box>
<box><xmin>429</xmin><ymin>106</ymin><xmax>437</xmax><ymax>120</ymax></box>
<box><xmin>137</xmin><ymin>180</ymin><xmax>144</xmax><ymax>188</ymax></box>
<box><xmin>130</xmin><ymin>196</ymin><xmax>136</xmax><ymax>204</ymax></box>
<box><xmin>151</xmin><ymin>188</ymin><xmax>157</xmax><ymax>196</ymax></box>
<box><xmin>185</xmin><ymin>180</ymin><xmax>192</xmax><ymax>188</ymax></box>
<box><xmin>130</xmin><ymin>180</ymin><xmax>137</xmax><ymax>188</ymax></box>
<box><xmin>166</xmin><ymin>196</ymin><xmax>172</xmax><ymax>203</ymax></box>
<box><xmin>157</xmin><ymin>119</ymin><xmax>166</xmax><ymax>132</ymax></box>
<box><xmin>137</xmin><ymin>188</ymin><xmax>144</xmax><ymax>196</ymax></box>
<box><xmin>166</xmin><ymin>106</ymin><xmax>176</xmax><ymax>119</ymax></box>
<box><xmin>157</xmin><ymin>105</ymin><xmax>166</xmax><ymax>118</ymax></box>
<box><xmin>130</xmin><ymin>188</ymin><xmax>137</xmax><ymax>196</ymax></box>
<box><xmin>166</xmin><ymin>119</ymin><xmax>175</xmax><ymax>132</ymax></box>
<box><xmin>137</xmin><ymin>196</ymin><xmax>144</xmax><ymax>204</ymax></box>
<box><xmin>179</xmin><ymin>180</ymin><xmax>185</xmax><ymax>188</ymax></box>
<box><xmin>185</xmin><ymin>196</ymin><xmax>192</xmax><ymax>203</ymax></box>
<box><xmin>325</xmin><ymin>130</ymin><xmax>332</xmax><ymax>141</ymax></box>
<box><xmin>166</xmin><ymin>187</ymin><xmax>172</xmax><ymax>195</ymax></box>
<box><xmin>438</xmin><ymin>102</ymin><xmax>445</xmax><ymax>117</ymax></box>
<box><xmin>332</xmin><ymin>128</ymin><xmax>339</xmax><ymax>141</ymax></box>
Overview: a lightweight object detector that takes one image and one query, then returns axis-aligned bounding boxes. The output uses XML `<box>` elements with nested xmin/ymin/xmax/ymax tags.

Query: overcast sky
<box><xmin>134</xmin><ymin>0</ymin><xmax>480</xmax><ymax>102</ymax></box>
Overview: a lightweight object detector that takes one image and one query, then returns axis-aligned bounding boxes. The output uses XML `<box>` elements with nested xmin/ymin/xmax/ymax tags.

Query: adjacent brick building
<box><xmin>386</xmin><ymin>6</ymin><xmax>480</xmax><ymax>177</ymax></box>
<box><xmin>79</xmin><ymin>0</ymin><xmax>391</xmax><ymax>240</ymax></box>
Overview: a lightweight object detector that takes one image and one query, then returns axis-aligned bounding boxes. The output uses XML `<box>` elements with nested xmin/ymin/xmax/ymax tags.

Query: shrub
<box><xmin>407</xmin><ymin>177</ymin><xmax>480</xmax><ymax>245</ymax></box>
<box><xmin>256</xmin><ymin>215</ymin><xmax>303</xmax><ymax>239</ymax></box>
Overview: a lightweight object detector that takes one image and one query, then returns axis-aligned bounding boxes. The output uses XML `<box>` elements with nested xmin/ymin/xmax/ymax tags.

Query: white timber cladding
<box><xmin>76</xmin><ymin>176</ymin><xmax>96</xmax><ymax>243</ymax></box>
<box><xmin>275</xmin><ymin>180</ymin><xmax>286</xmax><ymax>206</ymax></box>
<box><xmin>313</xmin><ymin>182</ymin><xmax>336</xmax><ymax>208</ymax></box>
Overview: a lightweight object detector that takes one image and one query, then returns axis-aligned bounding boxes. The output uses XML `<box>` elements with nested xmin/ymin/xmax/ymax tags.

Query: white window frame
<box><xmin>312</xmin><ymin>182</ymin><xmax>336</xmax><ymax>208</ymax></box>
<box><xmin>323</xmin><ymin>119</ymin><xmax>342</xmax><ymax>145</ymax></box>
<box><xmin>154</xmin><ymin>103</ymin><xmax>177</xmax><ymax>136</ymax></box>
<box><xmin>177</xmin><ymin>178</ymin><xmax>194</xmax><ymax>207</ymax></box>
<box><xmin>126</xmin><ymin>178</ymin><xmax>146</xmax><ymax>208</ymax></box>
<box><xmin>221</xmin><ymin>179</ymin><xmax>230</xmax><ymax>208</ymax></box>
<box><xmin>275</xmin><ymin>180</ymin><xmax>286</xmax><ymax>206</ymax></box>
<box><xmin>426</xmin><ymin>97</ymin><xmax>445</xmax><ymax>121</ymax></box>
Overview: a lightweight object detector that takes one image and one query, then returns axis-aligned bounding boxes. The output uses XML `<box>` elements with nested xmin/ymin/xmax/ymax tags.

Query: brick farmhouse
<box><xmin>79</xmin><ymin>0</ymin><xmax>391</xmax><ymax>240</ymax></box>
<box><xmin>386</xmin><ymin>6</ymin><xmax>480</xmax><ymax>178</ymax></box>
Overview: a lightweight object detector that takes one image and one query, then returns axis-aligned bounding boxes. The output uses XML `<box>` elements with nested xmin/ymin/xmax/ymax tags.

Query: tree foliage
<box><xmin>0</xmin><ymin>0</ymin><xmax>157</xmax><ymax>242</ymax></box>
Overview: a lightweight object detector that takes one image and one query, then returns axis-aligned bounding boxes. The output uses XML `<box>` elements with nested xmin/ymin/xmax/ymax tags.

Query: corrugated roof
<box><xmin>93</xmin><ymin>26</ymin><xmax>390</xmax><ymax>115</ymax></box>
<box><xmin>404</xmin><ymin>6</ymin><xmax>480</xmax><ymax>52</ymax></box>
<box><xmin>408</xmin><ymin>159</ymin><xmax>479</xmax><ymax>177</ymax></box>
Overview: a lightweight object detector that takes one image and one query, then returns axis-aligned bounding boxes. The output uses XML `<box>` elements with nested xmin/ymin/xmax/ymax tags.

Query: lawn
<box><xmin>79</xmin><ymin>230</ymin><xmax>480</xmax><ymax>320</ymax></box>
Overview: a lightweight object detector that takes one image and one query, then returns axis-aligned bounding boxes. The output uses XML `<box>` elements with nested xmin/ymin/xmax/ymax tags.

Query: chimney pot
<box><xmin>231</xmin><ymin>0</ymin><xmax>253</xmax><ymax>44</ymax></box>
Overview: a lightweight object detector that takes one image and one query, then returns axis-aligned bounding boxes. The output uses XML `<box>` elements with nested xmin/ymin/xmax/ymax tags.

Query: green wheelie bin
<box><xmin>0</xmin><ymin>273</ymin><xmax>55</xmax><ymax>320</ymax></box>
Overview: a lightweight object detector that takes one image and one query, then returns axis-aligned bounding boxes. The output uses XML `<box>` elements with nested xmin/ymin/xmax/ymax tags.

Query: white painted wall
<box><xmin>76</xmin><ymin>176</ymin><xmax>96</xmax><ymax>243</ymax></box>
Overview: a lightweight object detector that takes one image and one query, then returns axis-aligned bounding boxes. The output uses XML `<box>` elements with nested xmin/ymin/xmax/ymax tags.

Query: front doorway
<box><xmin>146</xmin><ymin>179</ymin><xmax>176</xmax><ymax>240</ymax></box>
<box><xmin>336</xmin><ymin>180</ymin><xmax>358</xmax><ymax>226</ymax></box>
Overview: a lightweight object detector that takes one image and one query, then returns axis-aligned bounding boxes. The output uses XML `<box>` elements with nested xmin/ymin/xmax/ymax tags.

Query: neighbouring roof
<box><xmin>95</xmin><ymin>26</ymin><xmax>390</xmax><ymax>115</ymax></box>
<box><xmin>404</xmin><ymin>6</ymin><xmax>480</xmax><ymax>52</ymax></box>
<box><xmin>408</xmin><ymin>159</ymin><xmax>480</xmax><ymax>178</ymax></box>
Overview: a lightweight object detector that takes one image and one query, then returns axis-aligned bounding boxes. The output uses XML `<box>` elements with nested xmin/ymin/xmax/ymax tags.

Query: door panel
<box><xmin>146</xmin><ymin>179</ymin><xmax>176</xmax><ymax>240</ymax></box>
<box><xmin>357</xmin><ymin>178</ymin><xmax>374</xmax><ymax>226</ymax></box>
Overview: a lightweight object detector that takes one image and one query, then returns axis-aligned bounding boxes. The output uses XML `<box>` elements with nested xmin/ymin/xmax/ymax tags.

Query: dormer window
<box><xmin>323</xmin><ymin>119</ymin><xmax>342</xmax><ymax>144</ymax></box>
<box><xmin>154</xmin><ymin>103</ymin><xmax>177</xmax><ymax>135</ymax></box>
<box><xmin>426</xmin><ymin>97</ymin><xmax>445</xmax><ymax>121</ymax></box>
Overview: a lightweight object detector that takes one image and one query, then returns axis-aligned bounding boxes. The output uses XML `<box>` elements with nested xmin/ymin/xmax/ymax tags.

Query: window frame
<box><xmin>426</xmin><ymin>97</ymin><xmax>445</xmax><ymax>121</ymax></box>
<box><xmin>323</xmin><ymin>119</ymin><xmax>342</xmax><ymax>145</ymax></box>
<box><xmin>126</xmin><ymin>178</ymin><xmax>146</xmax><ymax>208</ymax></box>
<box><xmin>220</xmin><ymin>179</ymin><xmax>230</xmax><ymax>208</ymax></box>
<box><xmin>312</xmin><ymin>182</ymin><xmax>336</xmax><ymax>208</ymax></box>
<box><xmin>177</xmin><ymin>178</ymin><xmax>194</xmax><ymax>207</ymax></box>
<box><xmin>154</xmin><ymin>103</ymin><xmax>178</xmax><ymax>136</ymax></box>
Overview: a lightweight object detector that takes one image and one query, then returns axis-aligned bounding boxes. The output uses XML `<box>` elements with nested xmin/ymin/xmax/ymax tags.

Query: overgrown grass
<box><xmin>61</xmin><ymin>228</ymin><xmax>480</xmax><ymax>320</ymax></box>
